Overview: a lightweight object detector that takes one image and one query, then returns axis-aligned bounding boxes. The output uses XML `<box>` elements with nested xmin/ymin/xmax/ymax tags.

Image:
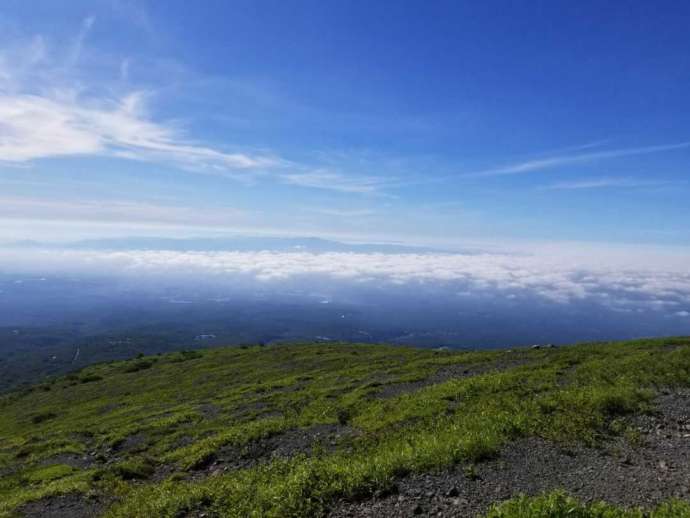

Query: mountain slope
<box><xmin>1</xmin><ymin>338</ymin><xmax>690</xmax><ymax>517</ymax></box>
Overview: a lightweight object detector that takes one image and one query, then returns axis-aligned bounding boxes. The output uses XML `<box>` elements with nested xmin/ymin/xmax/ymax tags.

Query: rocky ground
<box><xmin>186</xmin><ymin>423</ymin><xmax>358</xmax><ymax>478</ymax></box>
<box><xmin>23</xmin><ymin>389</ymin><xmax>689</xmax><ymax>518</ymax></box>
<box><xmin>11</xmin><ymin>341</ymin><xmax>690</xmax><ymax>518</ymax></box>
<box><xmin>328</xmin><ymin>389</ymin><xmax>690</xmax><ymax>517</ymax></box>
<box><xmin>18</xmin><ymin>493</ymin><xmax>107</xmax><ymax>518</ymax></box>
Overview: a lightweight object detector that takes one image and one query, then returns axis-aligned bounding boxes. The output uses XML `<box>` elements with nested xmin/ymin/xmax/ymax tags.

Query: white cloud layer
<box><xmin>1</xmin><ymin>248</ymin><xmax>689</xmax><ymax>311</ymax></box>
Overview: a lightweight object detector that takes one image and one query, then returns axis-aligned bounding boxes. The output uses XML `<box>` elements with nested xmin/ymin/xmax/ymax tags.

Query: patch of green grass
<box><xmin>485</xmin><ymin>491</ymin><xmax>690</xmax><ymax>517</ymax></box>
<box><xmin>24</xmin><ymin>464</ymin><xmax>74</xmax><ymax>483</ymax></box>
<box><xmin>170</xmin><ymin>350</ymin><xmax>204</xmax><ymax>363</ymax></box>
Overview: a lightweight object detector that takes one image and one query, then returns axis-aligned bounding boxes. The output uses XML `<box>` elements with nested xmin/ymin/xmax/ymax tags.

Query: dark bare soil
<box><xmin>191</xmin><ymin>424</ymin><xmax>358</xmax><ymax>477</ymax></box>
<box><xmin>40</xmin><ymin>453</ymin><xmax>95</xmax><ymax>470</ymax></box>
<box><xmin>328</xmin><ymin>389</ymin><xmax>690</xmax><ymax>517</ymax></box>
<box><xmin>112</xmin><ymin>432</ymin><xmax>147</xmax><ymax>453</ymax></box>
<box><xmin>18</xmin><ymin>493</ymin><xmax>107</xmax><ymax>518</ymax></box>
<box><xmin>198</xmin><ymin>403</ymin><xmax>221</xmax><ymax>419</ymax></box>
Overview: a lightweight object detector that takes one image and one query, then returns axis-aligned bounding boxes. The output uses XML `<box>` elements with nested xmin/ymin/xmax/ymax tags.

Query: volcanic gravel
<box><xmin>328</xmin><ymin>389</ymin><xmax>690</xmax><ymax>517</ymax></box>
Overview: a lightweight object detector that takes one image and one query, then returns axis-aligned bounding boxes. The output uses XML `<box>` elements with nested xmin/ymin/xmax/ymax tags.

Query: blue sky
<box><xmin>1</xmin><ymin>0</ymin><xmax>689</xmax><ymax>247</ymax></box>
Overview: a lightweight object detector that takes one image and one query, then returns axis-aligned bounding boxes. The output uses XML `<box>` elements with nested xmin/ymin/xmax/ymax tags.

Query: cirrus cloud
<box><xmin>0</xmin><ymin>24</ymin><xmax>388</xmax><ymax>195</ymax></box>
<box><xmin>0</xmin><ymin>91</ymin><xmax>278</xmax><ymax>173</ymax></box>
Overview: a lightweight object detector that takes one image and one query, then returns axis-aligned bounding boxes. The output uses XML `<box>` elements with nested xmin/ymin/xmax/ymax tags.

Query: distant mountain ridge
<box><xmin>9</xmin><ymin>236</ymin><xmax>471</xmax><ymax>254</ymax></box>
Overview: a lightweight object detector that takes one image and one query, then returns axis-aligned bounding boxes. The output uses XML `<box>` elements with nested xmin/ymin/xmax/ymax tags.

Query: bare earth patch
<box><xmin>18</xmin><ymin>493</ymin><xmax>107</xmax><ymax>518</ymax></box>
<box><xmin>198</xmin><ymin>403</ymin><xmax>221</xmax><ymax>419</ymax></box>
<box><xmin>111</xmin><ymin>432</ymin><xmax>147</xmax><ymax>453</ymax></box>
<box><xmin>191</xmin><ymin>424</ymin><xmax>358</xmax><ymax>477</ymax></box>
<box><xmin>40</xmin><ymin>453</ymin><xmax>94</xmax><ymax>470</ymax></box>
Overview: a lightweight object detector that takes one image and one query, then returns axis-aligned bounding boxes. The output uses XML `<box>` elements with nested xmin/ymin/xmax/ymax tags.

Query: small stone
<box><xmin>446</xmin><ymin>487</ymin><xmax>459</xmax><ymax>497</ymax></box>
<box><xmin>413</xmin><ymin>504</ymin><xmax>424</xmax><ymax>515</ymax></box>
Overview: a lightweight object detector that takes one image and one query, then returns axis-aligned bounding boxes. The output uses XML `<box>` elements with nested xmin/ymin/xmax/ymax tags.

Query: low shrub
<box><xmin>112</xmin><ymin>457</ymin><xmax>156</xmax><ymax>480</ymax></box>
<box><xmin>30</xmin><ymin>412</ymin><xmax>57</xmax><ymax>425</ymax></box>
<box><xmin>79</xmin><ymin>374</ymin><xmax>103</xmax><ymax>384</ymax></box>
<box><xmin>123</xmin><ymin>360</ymin><xmax>154</xmax><ymax>373</ymax></box>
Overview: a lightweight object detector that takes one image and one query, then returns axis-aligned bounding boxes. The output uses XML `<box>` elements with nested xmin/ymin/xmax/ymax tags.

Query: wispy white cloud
<box><xmin>540</xmin><ymin>177</ymin><xmax>678</xmax><ymax>190</ymax></box>
<box><xmin>465</xmin><ymin>142</ymin><xmax>690</xmax><ymax>178</ymax></box>
<box><xmin>110</xmin><ymin>0</ymin><xmax>155</xmax><ymax>37</ymax></box>
<box><xmin>0</xmin><ymin>28</ymin><xmax>389</xmax><ymax>194</ymax></box>
<box><xmin>304</xmin><ymin>207</ymin><xmax>376</xmax><ymax>217</ymax></box>
<box><xmin>0</xmin><ymin>26</ymin><xmax>279</xmax><ymax>173</ymax></box>
<box><xmin>530</xmin><ymin>140</ymin><xmax>611</xmax><ymax>156</ymax></box>
<box><xmin>281</xmin><ymin>169</ymin><xmax>391</xmax><ymax>194</ymax></box>
<box><xmin>119</xmin><ymin>58</ymin><xmax>130</xmax><ymax>81</ymax></box>
<box><xmin>0</xmin><ymin>91</ymin><xmax>278</xmax><ymax>172</ymax></box>
<box><xmin>67</xmin><ymin>15</ymin><xmax>96</xmax><ymax>66</ymax></box>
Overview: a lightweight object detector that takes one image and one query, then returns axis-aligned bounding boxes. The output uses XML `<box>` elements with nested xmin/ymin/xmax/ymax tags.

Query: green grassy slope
<box><xmin>1</xmin><ymin>338</ymin><xmax>690</xmax><ymax>517</ymax></box>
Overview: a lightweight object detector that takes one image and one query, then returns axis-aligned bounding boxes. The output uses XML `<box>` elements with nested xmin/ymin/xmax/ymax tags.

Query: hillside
<box><xmin>1</xmin><ymin>338</ymin><xmax>690</xmax><ymax>517</ymax></box>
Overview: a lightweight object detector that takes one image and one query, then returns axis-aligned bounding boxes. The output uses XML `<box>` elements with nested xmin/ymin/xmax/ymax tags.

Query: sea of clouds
<box><xmin>1</xmin><ymin>246</ymin><xmax>689</xmax><ymax>317</ymax></box>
